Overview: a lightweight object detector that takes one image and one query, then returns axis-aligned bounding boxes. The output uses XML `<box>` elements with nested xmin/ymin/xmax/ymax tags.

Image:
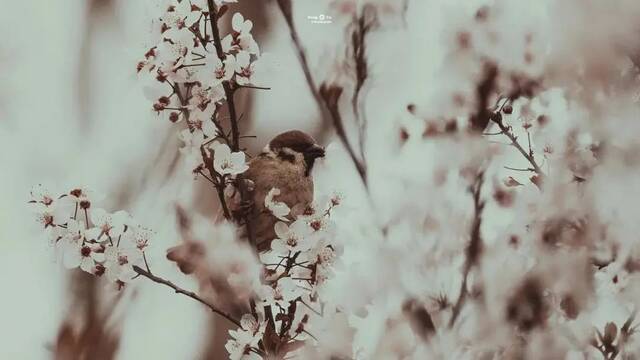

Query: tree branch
<box><xmin>133</xmin><ymin>265</ymin><xmax>241</xmax><ymax>328</ymax></box>
<box><xmin>493</xmin><ymin>119</ymin><xmax>545</xmax><ymax>177</ymax></box>
<box><xmin>449</xmin><ymin>172</ymin><xmax>485</xmax><ymax>327</ymax></box>
<box><xmin>206</xmin><ymin>0</ymin><xmax>256</xmax><ymax>245</ymax></box>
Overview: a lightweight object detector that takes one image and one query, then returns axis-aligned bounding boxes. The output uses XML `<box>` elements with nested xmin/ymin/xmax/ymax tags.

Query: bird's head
<box><xmin>266</xmin><ymin>130</ymin><xmax>325</xmax><ymax>176</ymax></box>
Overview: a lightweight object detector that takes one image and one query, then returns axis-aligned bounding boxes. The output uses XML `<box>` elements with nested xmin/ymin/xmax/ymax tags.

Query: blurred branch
<box><xmin>133</xmin><ymin>265</ymin><xmax>241</xmax><ymax>328</ymax></box>
<box><xmin>277</xmin><ymin>0</ymin><xmax>368</xmax><ymax>187</ymax></box>
<box><xmin>319</xmin><ymin>84</ymin><xmax>368</xmax><ymax>185</ymax></box>
<box><xmin>449</xmin><ymin>172</ymin><xmax>485</xmax><ymax>327</ymax></box>
<box><xmin>350</xmin><ymin>7</ymin><xmax>376</xmax><ymax>172</ymax></box>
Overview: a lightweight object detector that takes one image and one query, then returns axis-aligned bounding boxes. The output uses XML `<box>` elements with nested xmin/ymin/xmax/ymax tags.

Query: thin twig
<box><xmin>493</xmin><ymin>120</ymin><xmax>545</xmax><ymax>177</ymax></box>
<box><xmin>132</xmin><ymin>265</ymin><xmax>241</xmax><ymax>328</ymax></box>
<box><xmin>235</xmin><ymin>84</ymin><xmax>272</xmax><ymax>91</ymax></box>
<box><xmin>504</xmin><ymin>166</ymin><xmax>535</xmax><ymax>172</ymax></box>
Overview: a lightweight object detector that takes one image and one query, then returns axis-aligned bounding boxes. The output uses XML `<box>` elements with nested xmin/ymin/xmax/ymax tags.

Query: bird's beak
<box><xmin>308</xmin><ymin>144</ymin><xmax>325</xmax><ymax>158</ymax></box>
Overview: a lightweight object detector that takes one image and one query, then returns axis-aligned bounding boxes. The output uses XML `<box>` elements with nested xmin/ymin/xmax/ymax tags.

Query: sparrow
<box><xmin>242</xmin><ymin>130</ymin><xmax>325</xmax><ymax>252</ymax></box>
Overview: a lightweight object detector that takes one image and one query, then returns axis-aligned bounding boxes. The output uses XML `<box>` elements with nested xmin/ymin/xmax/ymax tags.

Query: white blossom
<box><xmin>265</xmin><ymin>188</ymin><xmax>291</xmax><ymax>221</ymax></box>
<box><xmin>211</xmin><ymin>142</ymin><xmax>249</xmax><ymax>175</ymax></box>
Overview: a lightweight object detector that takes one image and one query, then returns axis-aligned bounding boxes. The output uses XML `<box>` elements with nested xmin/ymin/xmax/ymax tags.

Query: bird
<box><xmin>241</xmin><ymin>130</ymin><xmax>325</xmax><ymax>252</ymax></box>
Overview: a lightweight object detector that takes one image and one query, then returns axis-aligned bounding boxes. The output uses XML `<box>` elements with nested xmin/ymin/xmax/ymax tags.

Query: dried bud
<box><xmin>530</xmin><ymin>174</ymin><xmax>543</xmax><ymax>188</ymax></box>
<box><xmin>537</xmin><ymin>115</ymin><xmax>549</xmax><ymax>127</ymax></box>
<box><xmin>445</xmin><ymin>119</ymin><xmax>458</xmax><ymax>133</ymax></box>
<box><xmin>475</xmin><ymin>6</ymin><xmax>489</xmax><ymax>22</ymax></box>
<box><xmin>493</xmin><ymin>188</ymin><xmax>514</xmax><ymax>207</ymax></box>
<box><xmin>153</xmin><ymin>102</ymin><xmax>165</xmax><ymax>112</ymax></box>
<box><xmin>490</xmin><ymin>112</ymin><xmax>503</xmax><ymax>124</ymax></box>
<box><xmin>504</xmin><ymin>176</ymin><xmax>522</xmax><ymax>187</ymax></box>
<box><xmin>407</xmin><ymin>103</ymin><xmax>416</xmax><ymax>114</ymax></box>
<box><xmin>603</xmin><ymin>322</ymin><xmax>618</xmax><ymax>345</ymax></box>
<box><xmin>502</xmin><ymin>105</ymin><xmax>513</xmax><ymax>114</ymax></box>
<box><xmin>400</xmin><ymin>127</ymin><xmax>409</xmax><ymax>142</ymax></box>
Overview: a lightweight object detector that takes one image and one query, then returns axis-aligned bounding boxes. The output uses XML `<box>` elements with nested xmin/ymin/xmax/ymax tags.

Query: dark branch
<box><xmin>449</xmin><ymin>172</ymin><xmax>485</xmax><ymax>327</ymax></box>
<box><xmin>133</xmin><ymin>265</ymin><xmax>241</xmax><ymax>328</ymax></box>
<box><xmin>206</xmin><ymin>0</ymin><xmax>256</xmax><ymax>245</ymax></box>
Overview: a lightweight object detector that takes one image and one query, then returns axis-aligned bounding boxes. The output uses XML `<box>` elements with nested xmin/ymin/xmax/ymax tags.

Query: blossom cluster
<box><xmin>225</xmin><ymin>193</ymin><xmax>343</xmax><ymax>359</ymax></box>
<box><xmin>29</xmin><ymin>185</ymin><xmax>152</xmax><ymax>288</ymax></box>
<box><xmin>137</xmin><ymin>0</ymin><xmax>261</xmax><ymax>172</ymax></box>
<box><xmin>29</xmin><ymin>182</ymin><xmax>344</xmax><ymax>358</ymax></box>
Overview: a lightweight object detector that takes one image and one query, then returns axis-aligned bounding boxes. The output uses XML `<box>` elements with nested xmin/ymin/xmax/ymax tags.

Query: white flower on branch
<box><xmin>234</xmin><ymin>51</ymin><xmax>259</xmax><ymax>86</ymax></box>
<box><xmin>215</xmin><ymin>56</ymin><xmax>238</xmax><ymax>84</ymax></box>
<box><xmin>29</xmin><ymin>184</ymin><xmax>56</xmax><ymax>207</ymax></box>
<box><xmin>225</xmin><ymin>328</ymin><xmax>261</xmax><ymax>360</ymax></box>
<box><xmin>131</xmin><ymin>226</ymin><xmax>153</xmax><ymax>252</ymax></box>
<box><xmin>211</xmin><ymin>142</ymin><xmax>249</xmax><ymax>175</ymax></box>
<box><xmin>32</xmin><ymin>202</ymin><xmax>68</xmax><ymax>230</ymax></box>
<box><xmin>57</xmin><ymin>220</ymin><xmax>89</xmax><ymax>268</ymax></box>
<box><xmin>86</xmin><ymin>208</ymin><xmax>129</xmax><ymax>240</ymax></box>
<box><xmin>270</xmin><ymin>220</ymin><xmax>313</xmax><ymax>254</ymax></box>
<box><xmin>225</xmin><ymin>313</ymin><xmax>267</xmax><ymax>358</ymax></box>
<box><xmin>222</xmin><ymin>13</ymin><xmax>260</xmax><ymax>55</ymax></box>
<box><xmin>160</xmin><ymin>0</ymin><xmax>201</xmax><ymax>30</ymax></box>
<box><xmin>104</xmin><ymin>245</ymin><xmax>142</xmax><ymax>283</ymax></box>
<box><xmin>260</xmin><ymin>277</ymin><xmax>299</xmax><ymax>310</ymax></box>
<box><xmin>265</xmin><ymin>188</ymin><xmax>291</xmax><ymax>221</ymax></box>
